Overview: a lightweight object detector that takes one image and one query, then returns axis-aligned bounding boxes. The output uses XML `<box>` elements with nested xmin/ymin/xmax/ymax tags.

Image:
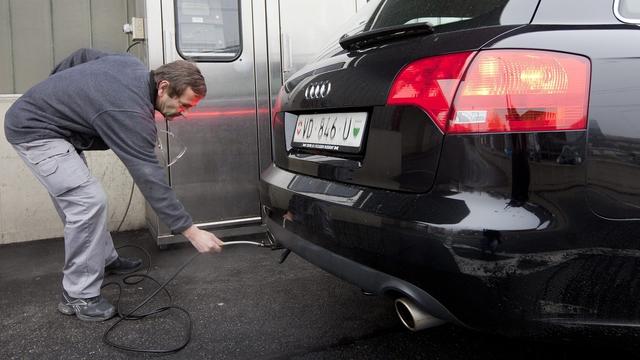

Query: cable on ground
<box><xmin>101</xmin><ymin>240</ymin><xmax>266</xmax><ymax>354</ymax></box>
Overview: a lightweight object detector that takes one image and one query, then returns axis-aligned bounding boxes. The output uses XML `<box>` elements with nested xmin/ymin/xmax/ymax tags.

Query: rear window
<box><xmin>367</xmin><ymin>0</ymin><xmax>537</xmax><ymax>32</ymax></box>
<box><xmin>615</xmin><ymin>0</ymin><xmax>640</xmax><ymax>23</ymax></box>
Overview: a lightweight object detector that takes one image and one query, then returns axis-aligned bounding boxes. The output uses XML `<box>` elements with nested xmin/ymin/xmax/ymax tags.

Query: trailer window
<box><xmin>615</xmin><ymin>0</ymin><xmax>640</xmax><ymax>24</ymax></box>
<box><xmin>175</xmin><ymin>0</ymin><xmax>241</xmax><ymax>61</ymax></box>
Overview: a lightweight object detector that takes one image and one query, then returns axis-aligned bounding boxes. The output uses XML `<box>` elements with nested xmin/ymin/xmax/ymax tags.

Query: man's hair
<box><xmin>153</xmin><ymin>60</ymin><xmax>207</xmax><ymax>98</ymax></box>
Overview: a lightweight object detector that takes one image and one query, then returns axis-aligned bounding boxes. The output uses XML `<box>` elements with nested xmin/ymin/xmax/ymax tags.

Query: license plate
<box><xmin>291</xmin><ymin>112</ymin><xmax>368</xmax><ymax>153</ymax></box>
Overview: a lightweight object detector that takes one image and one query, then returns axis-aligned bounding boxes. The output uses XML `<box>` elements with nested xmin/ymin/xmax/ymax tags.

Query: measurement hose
<box><xmin>102</xmin><ymin>240</ymin><xmax>266</xmax><ymax>354</ymax></box>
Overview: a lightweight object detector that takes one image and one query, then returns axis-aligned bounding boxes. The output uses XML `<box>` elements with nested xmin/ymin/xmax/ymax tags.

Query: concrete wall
<box><xmin>0</xmin><ymin>0</ymin><xmax>147</xmax><ymax>244</ymax></box>
<box><xmin>0</xmin><ymin>96</ymin><xmax>146</xmax><ymax>245</ymax></box>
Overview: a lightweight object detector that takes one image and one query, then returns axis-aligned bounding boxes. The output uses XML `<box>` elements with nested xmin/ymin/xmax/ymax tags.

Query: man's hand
<box><xmin>182</xmin><ymin>225</ymin><xmax>224</xmax><ymax>253</ymax></box>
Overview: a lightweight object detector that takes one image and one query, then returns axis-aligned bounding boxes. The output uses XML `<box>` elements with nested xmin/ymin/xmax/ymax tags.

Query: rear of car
<box><xmin>261</xmin><ymin>0</ymin><xmax>640</xmax><ymax>336</ymax></box>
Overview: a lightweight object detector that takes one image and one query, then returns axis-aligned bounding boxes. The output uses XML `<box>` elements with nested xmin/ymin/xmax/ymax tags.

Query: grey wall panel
<box><xmin>1</xmin><ymin>0</ymin><xmax>131</xmax><ymax>95</ymax></box>
<box><xmin>0</xmin><ymin>0</ymin><xmax>14</xmax><ymax>93</ymax></box>
<box><xmin>125</xmin><ymin>0</ymin><xmax>148</xmax><ymax>64</ymax></box>
<box><xmin>128</xmin><ymin>0</ymin><xmax>147</xmax><ymax>20</ymax></box>
<box><xmin>127</xmin><ymin>0</ymin><xmax>136</xmax><ymax>18</ymax></box>
<box><xmin>10</xmin><ymin>0</ymin><xmax>54</xmax><ymax>93</ymax></box>
<box><xmin>90</xmin><ymin>0</ymin><xmax>128</xmax><ymax>52</ymax></box>
<box><xmin>52</xmin><ymin>0</ymin><xmax>92</xmax><ymax>63</ymax></box>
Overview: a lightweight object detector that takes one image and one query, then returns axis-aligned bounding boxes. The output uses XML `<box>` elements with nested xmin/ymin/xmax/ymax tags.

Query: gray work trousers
<box><xmin>12</xmin><ymin>138</ymin><xmax>118</xmax><ymax>298</ymax></box>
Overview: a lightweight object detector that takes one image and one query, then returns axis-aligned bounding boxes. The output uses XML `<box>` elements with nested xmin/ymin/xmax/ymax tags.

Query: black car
<box><xmin>261</xmin><ymin>0</ymin><xmax>640</xmax><ymax>337</ymax></box>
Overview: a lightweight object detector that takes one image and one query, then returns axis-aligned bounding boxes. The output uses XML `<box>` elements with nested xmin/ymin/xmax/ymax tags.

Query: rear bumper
<box><xmin>260</xmin><ymin>128</ymin><xmax>629</xmax><ymax>333</ymax></box>
<box><xmin>265</xmin><ymin>215</ymin><xmax>462</xmax><ymax>325</ymax></box>
<box><xmin>259</xmin><ymin>163</ymin><xmax>555</xmax><ymax>329</ymax></box>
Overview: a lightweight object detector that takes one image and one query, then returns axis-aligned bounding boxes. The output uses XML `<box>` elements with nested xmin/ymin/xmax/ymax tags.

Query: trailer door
<box><xmin>151</xmin><ymin>0</ymin><xmax>262</xmax><ymax>242</ymax></box>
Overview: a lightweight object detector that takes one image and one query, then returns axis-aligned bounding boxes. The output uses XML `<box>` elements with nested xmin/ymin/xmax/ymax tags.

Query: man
<box><xmin>4</xmin><ymin>48</ymin><xmax>223</xmax><ymax>322</ymax></box>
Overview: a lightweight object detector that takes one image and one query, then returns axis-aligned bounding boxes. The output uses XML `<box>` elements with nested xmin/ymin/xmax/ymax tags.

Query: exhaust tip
<box><xmin>395</xmin><ymin>298</ymin><xmax>445</xmax><ymax>331</ymax></box>
<box><xmin>266</xmin><ymin>230</ymin><xmax>276</xmax><ymax>246</ymax></box>
<box><xmin>395</xmin><ymin>299</ymin><xmax>416</xmax><ymax>329</ymax></box>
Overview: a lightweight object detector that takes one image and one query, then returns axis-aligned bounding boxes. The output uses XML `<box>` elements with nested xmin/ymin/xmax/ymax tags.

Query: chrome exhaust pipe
<box><xmin>394</xmin><ymin>298</ymin><xmax>446</xmax><ymax>331</ymax></box>
<box><xmin>265</xmin><ymin>230</ymin><xmax>277</xmax><ymax>247</ymax></box>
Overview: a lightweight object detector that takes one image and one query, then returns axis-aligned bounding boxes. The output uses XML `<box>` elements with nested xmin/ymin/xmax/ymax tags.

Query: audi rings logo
<box><xmin>304</xmin><ymin>81</ymin><xmax>332</xmax><ymax>100</ymax></box>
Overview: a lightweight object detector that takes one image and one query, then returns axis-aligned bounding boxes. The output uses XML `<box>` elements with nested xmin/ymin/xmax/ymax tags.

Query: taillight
<box><xmin>387</xmin><ymin>50</ymin><xmax>591</xmax><ymax>134</ymax></box>
<box><xmin>272</xmin><ymin>86</ymin><xmax>286</xmax><ymax>126</ymax></box>
<box><xmin>450</xmin><ymin>50</ymin><xmax>590</xmax><ymax>133</ymax></box>
<box><xmin>387</xmin><ymin>52</ymin><xmax>474</xmax><ymax>132</ymax></box>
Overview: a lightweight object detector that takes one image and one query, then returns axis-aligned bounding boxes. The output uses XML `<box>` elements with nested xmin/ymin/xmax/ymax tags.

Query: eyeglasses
<box><xmin>156</xmin><ymin>129</ymin><xmax>187</xmax><ymax>168</ymax></box>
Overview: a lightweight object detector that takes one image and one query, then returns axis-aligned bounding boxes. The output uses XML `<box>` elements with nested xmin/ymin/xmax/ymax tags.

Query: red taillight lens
<box><xmin>272</xmin><ymin>86</ymin><xmax>286</xmax><ymax>126</ymax></box>
<box><xmin>449</xmin><ymin>50</ymin><xmax>590</xmax><ymax>133</ymax></box>
<box><xmin>387</xmin><ymin>50</ymin><xmax>591</xmax><ymax>134</ymax></box>
<box><xmin>387</xmin><ymin>52</ymin><xmax>475</xmax><ymax>132</ymax></box>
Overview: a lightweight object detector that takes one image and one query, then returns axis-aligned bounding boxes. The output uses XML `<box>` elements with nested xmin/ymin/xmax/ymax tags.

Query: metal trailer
<box><xmin>143</xmin><ymin>0</ymin><xmax>371</xmax><ymax>247</ymax></box>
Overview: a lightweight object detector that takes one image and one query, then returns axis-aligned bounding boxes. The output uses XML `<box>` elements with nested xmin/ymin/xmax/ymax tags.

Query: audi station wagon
<box><xmin>260</xmin><ymin>0</ymin><xmax>640</xmax><ymax>338</ymax></box>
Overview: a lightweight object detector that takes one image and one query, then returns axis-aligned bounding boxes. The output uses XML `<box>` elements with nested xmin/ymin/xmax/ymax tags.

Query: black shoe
<box><xmin>57</xmin><ymin>291</ymin><xmax>115</xmax><ymax>322</ymax></box>
<box><xmin>105</xmin><ymin>256</ymin><xmax>143</xmax><ymax>275</ymax></box>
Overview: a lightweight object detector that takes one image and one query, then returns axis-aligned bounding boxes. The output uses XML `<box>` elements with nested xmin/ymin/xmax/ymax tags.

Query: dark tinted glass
<box><xmin>369</xmin><ymin>0</ymin><xmax>511</xmax><ymax>30</ymax></box>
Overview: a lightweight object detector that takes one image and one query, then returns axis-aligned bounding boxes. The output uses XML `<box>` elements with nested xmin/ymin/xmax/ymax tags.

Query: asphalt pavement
<box><xmin>0</xmin><ymin>230</ymin><xmax>635</xmax><ymax>359</ymax></box>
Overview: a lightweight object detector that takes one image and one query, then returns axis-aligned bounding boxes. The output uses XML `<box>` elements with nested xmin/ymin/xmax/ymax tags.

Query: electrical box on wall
<box><xmin>132</xmin><ymin>17</ymin><xmax>145</xmax><ymax>41</ymax></box>
<box><xmin>123</xmin><ymin>17</ymin><xmax>145</xmax><ymax>41</ymax></box>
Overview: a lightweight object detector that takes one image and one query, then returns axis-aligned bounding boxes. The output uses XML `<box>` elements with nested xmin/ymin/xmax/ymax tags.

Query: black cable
<box><xmin>114</xmin><ymin>40</ymin><xmax>145</xmax><ymax>233</ymax></box>
<box><xmin>101</xmin><ymin>241</ymin><xmax>266</xmax><ymax>354</ymax></box>
<box><xmin>126</xmin><ymin>41</ymin><xmax>144</xmax><ymax>53</ymax></box>
<box><xmin>115</xmin><ymin>182</ymin><xmax>135</xmax><ymax>232</ymax></box>
<box><xmin>102</xmin><ymin>248</ymin><xmax>198</xmax><ymax>353</ymax></box>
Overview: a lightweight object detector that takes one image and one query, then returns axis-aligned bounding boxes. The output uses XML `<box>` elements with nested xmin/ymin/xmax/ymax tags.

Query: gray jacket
<box><xmin>4</xmin><ymin>49</ymin><xmax>192</xmax><ymax>233</ymax></box>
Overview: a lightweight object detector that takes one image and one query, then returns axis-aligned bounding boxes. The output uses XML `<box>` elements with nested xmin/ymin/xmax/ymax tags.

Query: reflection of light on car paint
<box><xmin>301</xmin><ymin>191</ymin><xmax>363</xmax><ymax>206</ymax></box>
<box><xmin>449</xmin><ymin>244</ymin><xmax>640</xmax><ymax>278</ymax></box>
<box><xmin>445</xmin><ymin>192</ymin><xmax>546</xmax><ymax>231</ymax></box>
<box><xmin>286</xmin><ymin>174</ymin><xmax>364</xmax><ymax>206</ymax></box>
<box><xmin>537</xmin><ymin>220</ymin><xmax>550</xmax><ymax>229</ymax></box>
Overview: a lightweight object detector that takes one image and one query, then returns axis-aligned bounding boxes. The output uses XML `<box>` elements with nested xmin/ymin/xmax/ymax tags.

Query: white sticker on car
<box><xmin>454</xmin><ymin>110</ymin><xmax>487</xmax><ymax>124</ymax></box>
